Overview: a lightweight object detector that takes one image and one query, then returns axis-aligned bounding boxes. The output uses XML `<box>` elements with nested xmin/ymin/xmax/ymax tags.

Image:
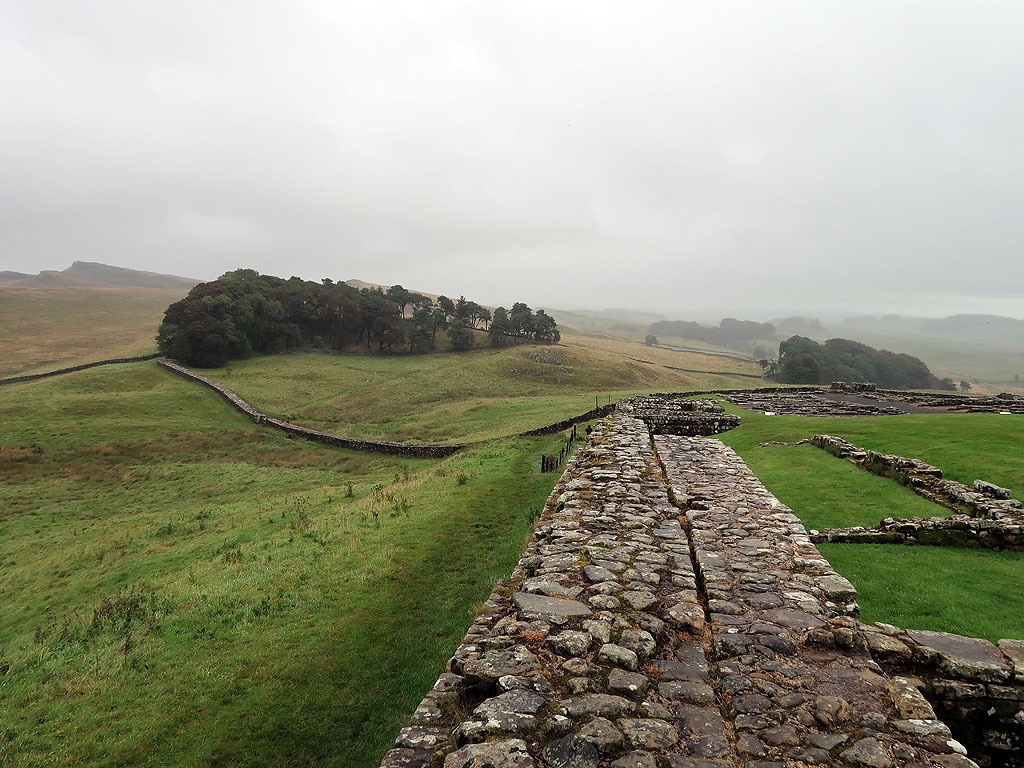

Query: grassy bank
<box><xmin>0</xmin><ymin>363</ymin><xmax>570</xmax><ymax>767</ymax></box>
<box><xmin>211</xmin><ymin>348</ymin><xmax>757</xmax><ymax>444</ymax></box>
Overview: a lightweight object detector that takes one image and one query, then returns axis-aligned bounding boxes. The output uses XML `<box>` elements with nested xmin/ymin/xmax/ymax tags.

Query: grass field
<box><xmin>211</xmin><ymin>347</ymin><xmax>759</xmax><ymax>443</ymax></box>
<box><xmin>716</xmin><ymin>403</ymin><xmax>1024</xmax><ymax>641</ymax></box>
<box><xmin>0</xmin><ymin>286</ymin><xmax>187</xmax><ymax>377</ymax></box>
<box><xmin>5</xmin><ymin>285</ymin><xmax>1024</xmax><ymax>767</ymax></box>
<box><xmin>818</xmin><ymin>544</ymin><xmax>1024</xmax><ymax>642</ymax></box>
<box><xmin>0</xmin><ymin>363</ymin><xmax>573</xmax><ymax>767</ymax></box>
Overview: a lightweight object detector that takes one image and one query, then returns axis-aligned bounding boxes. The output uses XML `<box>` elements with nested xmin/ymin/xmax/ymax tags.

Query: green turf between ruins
<box><xmin>716</xmin><ymin>403</ymin><xmax>1024</xmax><ymax>642</ymax></box>
<box><xmin>0</xmin><ymin>362</ymin><xmax>573</xmax><ymax>767</ymax></box>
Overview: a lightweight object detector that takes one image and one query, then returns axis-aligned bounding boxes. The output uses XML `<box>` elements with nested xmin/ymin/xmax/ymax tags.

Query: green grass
<box><xmin>212</xmin><ymin>348</ymin><xmax>758</xmax><ymax>443</ymax></box>
<box><xmin>818</xmin><ymin>544</ymin><xmax>1024</xmax><ymax>642</ymax></box>
<box><xmin>717</xmin><ymin>405</ymin><xmax>1024</xmax><ymax>497</ymax></box>
<box><xmin>0</xmin><ymin>362</ymin><xmax>572</xmax><ymax>767</ymax></box>
<box><xmin>716</xmin><ymin>403</ymin><xmax>1024</xmax><ymax>641</ymax></box>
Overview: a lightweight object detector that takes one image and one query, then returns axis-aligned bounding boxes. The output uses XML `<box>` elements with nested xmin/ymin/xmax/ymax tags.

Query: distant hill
<box><xmin>921</xmin><ymin>314</ymin><xmax>1024</xmax><ymax>333</ymax></box>
<box><xmin>0</xmin><ymin>261</ymin><xmax>200</xmax><ymax>290</ymax></box>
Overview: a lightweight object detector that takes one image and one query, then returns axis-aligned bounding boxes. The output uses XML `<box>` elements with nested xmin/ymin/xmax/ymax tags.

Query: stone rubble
<box><xmin>722</xmin><ymin>390</ymin><xmax>904</xmax><ymax>417</ymax></box>
<box><xmin>862</xmin><ymin>624</ymin><xmax>1024</xmax><ymax>766</ymax></box>
<box><xmin>380</xmin><ymin>404</ymin><xmax>977</xmax><ymax>768</ymax></box>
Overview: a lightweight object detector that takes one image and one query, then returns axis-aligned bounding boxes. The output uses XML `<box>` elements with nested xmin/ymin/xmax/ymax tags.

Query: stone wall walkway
<box><xmin>380</xmin><ymin>410</ymin><xmax>973</xmax><ymax>768</ymax></box>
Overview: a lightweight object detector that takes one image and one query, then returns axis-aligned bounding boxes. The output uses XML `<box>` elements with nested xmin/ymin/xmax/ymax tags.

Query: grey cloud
<box><xmin>2</xmin><ymin>1</ymin><xmax>1022</xmax><ymax>318</ymax></box>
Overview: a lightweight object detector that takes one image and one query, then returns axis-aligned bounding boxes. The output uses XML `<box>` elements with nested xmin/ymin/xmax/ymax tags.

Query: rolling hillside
<box><xmin>3</xmin><ymin>276</ymin><xmax>1022</xmax><ymax>767</ymax></box>
<box><xmin>0</xmin><ymin>262</ymin><xmax>201</xmax><ymax>377</ymax></box>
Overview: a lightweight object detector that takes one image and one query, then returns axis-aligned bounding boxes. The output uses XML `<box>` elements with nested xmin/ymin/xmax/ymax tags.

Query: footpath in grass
<box><xmin>0</xmin><ymin>363</ymin><xmax>571</xmax><ymax>767</ymax></box>
<box><xmin>716</xmin><ymin>403</ymin><xmax>1024</xmax><ymax>643</ymax></box>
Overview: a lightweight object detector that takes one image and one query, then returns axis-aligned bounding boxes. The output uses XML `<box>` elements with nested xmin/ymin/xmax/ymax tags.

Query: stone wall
<box><xmin>380</xmin><ymin>404</ymin><xmax>974</xmax><ymax>768</ymax></box>
<box><xmin>0</xmin><ymin>353</ymin><xmax>161</xmax><ymax>386</ymax></box>
<box><xmin>520</xmin><ymin>405</ymin><xmax>617</xmax><ymax>437</ymax></box>
<box><xmin>158</xmin><ymin>359</ymin><xmax>468</xmax><ymax>458</ymax></box>
<box><xmin>862</xmin><ymin>624</ymin><xmax>1024</xmax><ymax>767</ymax></box>
<box><xmin>159</xmin><ymin>358</ymin><xmax>608</xmax><ymax>459</ymax></box>
<box><xmin>619</xmin><ymin>396</ymin><xmax>741</xmax><ymax>436</ymax></box>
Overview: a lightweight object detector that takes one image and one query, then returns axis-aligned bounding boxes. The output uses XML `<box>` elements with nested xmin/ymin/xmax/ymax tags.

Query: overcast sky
<box><xmin>2</xmin><ymin>1</ymin><xmax>1022</xmax><ymax>320</ymax></box>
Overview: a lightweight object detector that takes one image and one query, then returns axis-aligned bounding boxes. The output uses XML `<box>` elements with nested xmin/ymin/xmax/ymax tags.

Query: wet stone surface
<box><xmin>381</xmin><ymin>403</ymin><xmax>979</xmax><ymax>768</ymax></box>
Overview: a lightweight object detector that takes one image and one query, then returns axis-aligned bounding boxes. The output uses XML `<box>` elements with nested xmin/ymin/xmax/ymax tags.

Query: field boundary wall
<box><xmin>0</xmin><ymin>353</ymin><xmax>161</xmax><ymax>386</ymax></box>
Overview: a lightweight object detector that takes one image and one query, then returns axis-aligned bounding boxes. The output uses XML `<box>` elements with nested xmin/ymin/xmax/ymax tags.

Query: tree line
<box><xmin>766</xmin><ymin>336</ymin><xmax>954</xmax><ymax>390</ymax></box>
<box><xmin>647</xmin><ymin>318</ymin><xmax>777</xmax><ymax>346</ymax></box>
<box><xmin>157</xmin><ymin>269</ymin><xmax>559</xmax><ymax>367</ymax></box>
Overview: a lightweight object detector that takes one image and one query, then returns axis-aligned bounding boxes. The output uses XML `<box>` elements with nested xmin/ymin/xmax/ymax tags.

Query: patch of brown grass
<box><xmin>0</xmin><ymin>285</ymin><xmax>187</xmax><ymax>377</ymax></box>
<box><xmin>0</xmin><ymin>444</ymin><xmax>44</xmax><ymax>461</ymax></box>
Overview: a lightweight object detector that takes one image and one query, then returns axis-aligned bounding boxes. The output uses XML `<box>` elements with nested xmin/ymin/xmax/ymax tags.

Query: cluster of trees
<box><xmin>766</xmin><ymin>336</ymin><xmax>953</xmax><ymax>390</ymax></box>
<box><xmin>157</xmin><ymin>269</ymin><xmax>558</xmax><ymax>367</ymax></box>
<box><xmin>647</xmin><ymin>318</ymin><xmax>777</xmax><ymax>346</ymax></box>
<box><xmin>771</xmin><ymin>316</ymin><xmax>823</xmax><ymax>335</ymax></box>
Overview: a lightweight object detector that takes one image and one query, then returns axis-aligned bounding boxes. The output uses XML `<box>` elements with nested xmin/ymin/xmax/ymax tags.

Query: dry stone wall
<box><xmin>381</xmin><ymin>406</ymin><xmax>973</xmax><ymax>768</ymax></box>
<box><xmin>159</xmin><ymin>358</ymin><xmax>610</xmax><ymax>458</ymax></box>
<box><xmin>0</xmin><ymin>353</ymin><xmax>161</xmax><ymax>386</ymax></box>
<box><xmin>158</xmin><ymin>359</ymin><xmax>467</xmax><ymax>457</ymax></box>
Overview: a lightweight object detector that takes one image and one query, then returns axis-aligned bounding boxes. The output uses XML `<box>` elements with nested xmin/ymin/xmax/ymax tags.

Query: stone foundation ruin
<box><xmin>808</xmin><ymin>435</ymin><xmax>1024</xmax><ymax>551</ymax></box>
<box><xmin>380</xmin><ymin>396</ymin><xmax>1023</xmax><ymax>768</ymax></box>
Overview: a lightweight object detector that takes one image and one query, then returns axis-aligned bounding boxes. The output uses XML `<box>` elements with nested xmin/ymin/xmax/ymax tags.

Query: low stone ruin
<box><xmin>863</xmin><ymin>625</ymin><xmax>1024</xmax><ymax>765</ymax></box>
<box><xmin>809</xmin><ymin>434</ymin><xmax>1024</xmax><ymax>551</ymax></box>
<box><xmin>825</xmin><ymin>387</ymin><xmax>1024</xmax><ymax>415</ymax></box>
<box><xmin>721</xmin><ymin>386</ymin><xmax>1024</xmax><ymax>416</ymax></box>
<box><xmin>381</xmin><ymin>404</ymin><xmax>992</xmax><ymax>768</ymax></box>
<box><xmin>619</xmin><ymin>395</ymin><xmax>740</xmax><ymax>436</ymax></box>
<box><xmin>723</xmin><ymin>390</ymin><xmax>905</xmax><ymax>417</ymax></box>
<box><xmin>831</xmin><ymin>382</ymin><xmax>879</xmax><ymax>393</ymax></box>
<box><xmin>870</xmin><ymin>392</ymin><xmax>1024</xmax><ymax>415</ymax></box>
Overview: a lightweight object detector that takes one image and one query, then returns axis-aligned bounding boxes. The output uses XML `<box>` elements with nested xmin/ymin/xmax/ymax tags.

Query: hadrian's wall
<box><xmin>380</xmin><ymin>402</ymin><xmax>995</xmax><ymax>768</ymax></box>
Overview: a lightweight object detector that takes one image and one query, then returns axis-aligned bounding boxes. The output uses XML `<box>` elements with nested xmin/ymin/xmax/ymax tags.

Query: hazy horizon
<box><xmin>3</xmin><ymin>3</ymin><xmax>1023</xmax><ymax>321</ymax></box>
<box><xmin>8</xmin><ymin>259</ymin><xmax>1024</xmax><ymax>327</ymax></box>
